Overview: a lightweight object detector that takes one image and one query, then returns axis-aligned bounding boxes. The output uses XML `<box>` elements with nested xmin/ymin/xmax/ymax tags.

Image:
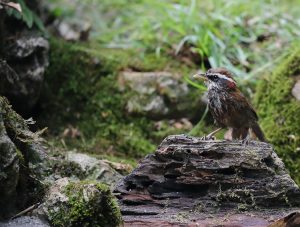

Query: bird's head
<box><xmin>193</xmin><ymin>67</ymin><xmax>237</xmax><ymax>90</ymax></box>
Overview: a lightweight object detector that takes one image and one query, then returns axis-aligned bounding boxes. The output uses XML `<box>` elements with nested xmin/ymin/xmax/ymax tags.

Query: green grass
<box><xmin>48</xmin><ymin>0</ymin><xmax>300</xmax><ymax>78</ymax></box>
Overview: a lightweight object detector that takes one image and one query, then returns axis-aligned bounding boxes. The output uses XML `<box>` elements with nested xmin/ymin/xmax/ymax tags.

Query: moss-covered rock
<box><xmin>0</xmin><ymin>96</ymin><xmax>47</xmax><ymax>219</ymax></box>
<box><xmin>43</xmin><ymin>178</ymin><xmax>122</xmax><ymax>227</ymax></box>
<box><xmin>254</xmin><ymin>46</ymin><xmax>300</xmax><ymax>185</ymax></box>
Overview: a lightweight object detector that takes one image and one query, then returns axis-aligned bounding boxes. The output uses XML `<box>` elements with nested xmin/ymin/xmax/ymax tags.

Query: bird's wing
<box><xmin>231</xmin><ymin>89</ymin><xmax>258</xmax><ymax>121</ymax></box>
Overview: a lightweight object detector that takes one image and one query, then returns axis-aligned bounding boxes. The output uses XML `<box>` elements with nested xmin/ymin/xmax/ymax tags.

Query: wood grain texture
<box><xmin>115</xmin><ymin>135</ymin><xmax>300</xmax><ymax>226</ymax></box>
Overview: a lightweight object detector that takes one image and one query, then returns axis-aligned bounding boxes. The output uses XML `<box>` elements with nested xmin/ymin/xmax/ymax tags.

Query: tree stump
<box><xmin>115</xmin><ymin>135</ymin><xmax>300</xmax><ymax>226</ymax></box>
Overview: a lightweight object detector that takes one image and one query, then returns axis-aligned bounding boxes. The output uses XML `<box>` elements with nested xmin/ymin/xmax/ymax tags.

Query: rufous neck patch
<box><xmin>227</xmin><ymin>80</ymin><xmax>236</xmax><ymax>89</ymax></box>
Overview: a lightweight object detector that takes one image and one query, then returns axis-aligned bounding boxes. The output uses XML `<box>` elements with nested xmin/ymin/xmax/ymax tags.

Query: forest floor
<box><xmin>40</xmin><ymin>0</ymin><xmax>300</xmax><ymax>184</ymax></box>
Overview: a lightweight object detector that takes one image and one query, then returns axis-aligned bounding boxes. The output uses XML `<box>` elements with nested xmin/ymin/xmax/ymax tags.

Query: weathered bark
<box><xmin>115</xmin><ymin>135</ymin><xmax>300</xmax><ymax>226</ymax></box>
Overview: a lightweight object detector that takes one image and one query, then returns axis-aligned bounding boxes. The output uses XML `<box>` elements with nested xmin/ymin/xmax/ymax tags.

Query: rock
<box><xmin>0</xmin><ymin>97</ymin><xmax>47</xmax><ymax>220</ymax></box>
<box><xmin>115</xmin><ymin>135</ymin><xmax>300</xmax><ymax>226</ymax></box>
<box><xmin>6</xmin><ymin>36</ymin><xmax>49</xmax><ymax>60</ymax></box>
<box><xmin>0</xmin><ymin>0</ymin><xmax>49</xmax><ymax>115</ymax></box>
<box><xmin>0</xmin><ymin>216</ymin><xmax>50</xmax><ymax>227</ymax></box>
<box><xmin>64</xmin><ymin>151</ymin><xmax>123</xmax><ymax>186</ymax></box>
<box><xmin>118</xmin><ymin>71</ymin><xmax>203</xmax><ymax>120</ymax></box>
<box><xmin>0</xmin><ymin>113</ymin><xmax>20</xmax><ymax>219</ymax></box>
<box><xmin>0</xmin><ymin>59</ymin><xmax>19</xmax><ymax>89</ymax></box>
<box><xmin>54</xmin><ymin>20</ymin><xmax>91</xmax><ymax>41</ymax></box>
<box><xmin>46</xmin><ymin>151</ymin><xmax>123</xmax><ymax>186</ymax></box>
<box><xmin>0</xmin><ymin>34</ymin><xmax>49</xmax><ymax>114</ymax></box>
<box><xmin>292</xmin><ymin>79</ymin><xmax>300</xmax><ymax>101</ymax></box>
<box><xmin>44</xmin><ymin>0</ymin><xmax>91</xmax><ymax>41</ymax></box>
<box><xmin>38</xmin><ymin>178</ymin><xmax>122</xmax><ymax>227</ymax></box>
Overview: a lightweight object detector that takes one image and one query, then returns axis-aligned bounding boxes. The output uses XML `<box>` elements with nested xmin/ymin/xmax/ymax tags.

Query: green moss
<box><xmin>49</xmin><ymin>181</ymin><xmax>122</xmax><ymax>227</ymax></box>
<box><xmin>15</xmin><ymin>148</ymin><xmax>25</xmax><ymax>163</ymax></box>
<box><xmin>0</xmin><ymin>97</ymin><xmax>29</xmax><ymax>138</ymax></box>
<box><xmin>0</xmin><ymin>96</ymin><xmax>43</xmax><ymax>163</ymax></box>
<box><xmin>254</xmin><ymin>45</ymin><xmax>300</xmax><ymax>185</ymax></box>
<box><xmin>0</xmin><ymin>96</ymin><xmax>47</xmax><ymax>218</ymax></box>
<box><xmin>41</xmin><ymin>38</ymin><xmax>194</xmax><ymax>160</ymax></box>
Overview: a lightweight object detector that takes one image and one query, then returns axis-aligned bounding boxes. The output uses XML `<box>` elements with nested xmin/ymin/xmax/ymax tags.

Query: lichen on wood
<box><xmin>115</xmin><ymin>134</ymin><xmax>300</xmax><ymax>226</ymax></box>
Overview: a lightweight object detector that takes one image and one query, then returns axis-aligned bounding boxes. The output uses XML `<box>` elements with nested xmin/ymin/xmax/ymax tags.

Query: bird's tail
<box><xmin>251</xmin><ymin>123</ymin><xmax>266</xmax><ymax>142</ymax></box>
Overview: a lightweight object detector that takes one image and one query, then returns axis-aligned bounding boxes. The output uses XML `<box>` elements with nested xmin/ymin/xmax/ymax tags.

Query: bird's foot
<box><xmin>241</xmin><ymin>137</ymin><xmax>251</xmax><ymax>146</ymax></box>
<box><xmin>200</xmin><ymin>135</ymin><xmax>216</xmax><ymax>140</ymax></box>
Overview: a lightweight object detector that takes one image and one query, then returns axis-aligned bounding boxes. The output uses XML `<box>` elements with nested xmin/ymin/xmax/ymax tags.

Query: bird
<box><xmin>193</xmin><ymin>67</ymin><xmax>266</xmax><ymax>143</ymax></box>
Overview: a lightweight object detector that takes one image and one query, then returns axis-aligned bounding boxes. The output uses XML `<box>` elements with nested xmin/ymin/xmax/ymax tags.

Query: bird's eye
<box><xmin>207</xmin><ymin>74</ymin><xmax>219</xmax><ymax>80</ymax></box>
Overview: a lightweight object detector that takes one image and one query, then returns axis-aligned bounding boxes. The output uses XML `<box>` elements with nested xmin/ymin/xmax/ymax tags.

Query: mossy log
<box><xmin>115</xmin><ymin>135</ymin><xmax>300</xmax><ymax>226</ymax></box>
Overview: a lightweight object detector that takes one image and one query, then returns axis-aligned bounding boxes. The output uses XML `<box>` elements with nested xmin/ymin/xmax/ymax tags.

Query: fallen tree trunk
<box><xmin>115</xmin><ymin>135</ymin><xmax>300</xmax><ymax>226</ymax></box>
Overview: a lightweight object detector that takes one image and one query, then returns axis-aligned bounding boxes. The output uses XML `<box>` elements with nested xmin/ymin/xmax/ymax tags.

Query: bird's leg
<box><xmin>201</xmin><ymin>128</ymin><xmax>222</xmax><ymax>140</ymax></box>
<box><xmin>241</xmin><ymin>129</ymin><xmax>251</xmax><ymax>146</ymax></box>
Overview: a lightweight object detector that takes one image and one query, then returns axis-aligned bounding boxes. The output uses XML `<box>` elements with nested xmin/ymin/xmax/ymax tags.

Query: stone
<box><xmin>115</xmin><ymin>134</ymin><xmax>300</xmax><ymax>226</ymax></box>
<box><xmin>0</xmin><ymin>35</ymin><xmax>49</xmax><ymax>113</ymax></box>
<box><xmin>0</xmin><ymin>113</ymin><xmax>20</xmax><ymax>219</ymax></box>
<box><xmin>0</xmin><ymin>59</ymin><xmax>19</xmax><ymax>89</ymax></box>
<box><xmin>118</xmin><ymin>71</ymin><xmax>203</xmax><ymax>120</ymax></box>
<box><xmin>0</xmin><ymin>0</ymin><xmax>49</xmax><ymax>115</ymax></box>
<box><xmin>0</xmin><ymin>96</ymin><xmax>47</xmax><ymax>220</ymax></box>
<box><xmin>64</xmin><ymin>151</ymin><xmax>123</xmax><ymax>186</ymax></box>
<box><xmin>6</xmin><ymin>36</ymin><xmax>49</xmax><ymax>59</ymax></box>
<box><xmin>44</xmin><ymin>0</ymin><xmax>91</xmax><ymax>41</ymax></box>
<box><xmin>0</xmin><ymin>216</ymin><xmax>50</xmax><ymax>227</ymax></box>
<box><xmin>292</xmin><ymin>79</ymin><xmax>300</xmax><ymax>101</ymax></box>
<box><xmin>1</xmin><ymin>34</ymin><xmax>49</xmax><ymax>114</ymax></box>
<box><xmin>55</xmin><ymin>21</ymin><xmax>91</xmax><ymax>41</ymax></box>
<box><xmin>38</xmin><ymin>178</ymin><xmax>122</xmax><ymax>227</ymax></box>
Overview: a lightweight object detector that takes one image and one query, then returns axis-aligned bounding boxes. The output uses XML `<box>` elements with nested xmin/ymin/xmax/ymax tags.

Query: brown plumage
<box><xmin>194</xmin><ymin>67</ymin><xmax>266</xmax><ymax>142</ymax></box>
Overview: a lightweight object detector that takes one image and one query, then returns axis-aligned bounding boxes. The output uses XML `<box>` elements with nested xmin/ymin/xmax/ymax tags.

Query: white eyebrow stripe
<box><xmin>207</xmin><ymin>72</ymin><xmax>236</xmax><ymax>84</ymax></box>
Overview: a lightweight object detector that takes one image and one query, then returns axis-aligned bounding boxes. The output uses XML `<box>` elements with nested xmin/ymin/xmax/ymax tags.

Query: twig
<box><xmin>11</xmin><ymin>202</ymin><xmax>41</xmax><ymax>220</ymax></box>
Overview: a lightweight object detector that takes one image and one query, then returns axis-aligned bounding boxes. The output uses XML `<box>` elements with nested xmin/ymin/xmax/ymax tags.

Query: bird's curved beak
<box><xmin>193</xmin><ymin>72</ymin><xmax>207</xmax><ymax>81</ymax></box>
